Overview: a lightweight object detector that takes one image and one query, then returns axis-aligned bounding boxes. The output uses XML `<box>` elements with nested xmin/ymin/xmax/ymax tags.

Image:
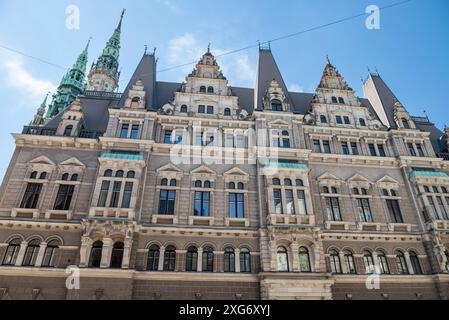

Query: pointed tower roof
<box><xmin>254</xmin><ymin>48</ymin><xmax>291</xmax><ymax>110</ymax></box>
<box><xmin>38</xmin><ymin>92</ymin><xmax>49</xmax><ymax>114</ymax></box>
<box><xmin>317</xmin><ymin>56</ymin><xmax>352</xmax><ymax>91</ymax></box>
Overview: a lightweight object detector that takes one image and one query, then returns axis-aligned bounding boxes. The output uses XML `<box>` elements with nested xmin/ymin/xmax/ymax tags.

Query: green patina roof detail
<box><xmin>265</xmin><ymin>162</ymin><xmax>309</xmax><ymax>169</ymax></box>
<box><xmin>410</xmin><ymin>170</ymin><xmax>449</xmax><ymax>178</ymax></box>
<box><xmin>100</xmin><ymin>152</ymin><xmax>144</xmax><ymax>161</ymax></box>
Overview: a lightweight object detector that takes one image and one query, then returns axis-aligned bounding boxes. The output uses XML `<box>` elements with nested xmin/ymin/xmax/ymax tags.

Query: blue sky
<box><xmin>0</xmin><ymin>0</ymin><xmax>448</xmax><ymax>181</ymax></box>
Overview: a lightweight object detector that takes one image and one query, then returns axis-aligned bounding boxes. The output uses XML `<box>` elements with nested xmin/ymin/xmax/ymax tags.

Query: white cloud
<box><xmin>288</xmin><ymin>83</ymin><xmax>304</xmax><ymax>93</ymax></box>
<box><xmin>165</xmin><ymin>33</ymin><xmax>256</xmax><ymax>87</ymax></box>
<box><xmin>0</xmin><ymin>53</ymin><xmax>57</xmax><ymax>108</ymax></box>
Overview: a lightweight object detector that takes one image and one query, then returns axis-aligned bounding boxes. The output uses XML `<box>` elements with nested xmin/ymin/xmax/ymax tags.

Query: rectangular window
<box><xmin>120</xmin><ymin>124</ymin><xmax>129</xmax><ymax>139</ymax></box>
<box><xmin>341</xmin><ymin>142</ymin><xmax>350</xmax><ymax>155</ymax></box>
<box><xmin>427</xmin><ymin>196</ymin><xmax>438</xmax><ymax>219</ymax></box>
<box><xmin>225</xmin><ymin>133</ymin><xmax>234</xmax><ymax>148</ymax></box>
<box><xmin>325</xmin><ymin>197</ymin><xmax>341</xmax><ymax>221</ymax></box>
<box><xmin>437</xmin><ymin>197</ymin><xmax>449</xmax><ymax>220</ymax></box>
<box><xmin>368</xmin><ymin>144</ymin><xmax>377</xmax><ymax>156</ymax></box>
<box><xmin>121</xmin><ymin>182</ymin><xmax>133</xmax><ymax>209</ymax></box>
<box><xmin>130</xmin><ymin>125</ymin><xmax>139</xmax><ymax>139</ymax></box>
<box><xmin>207</xmin><ymin>106</ymin><xmax>214</xmax><ymax>114</ymax></box>
<box><xmin>229</xmin><ymin>193</ymin><xmax>245</xmax><ymax>218</ymax></box>
<box><xmin>20</xmin><ymin>183</ymin><xmax>42</xmax><ymax>209</ymax></box>
<box><xmin>351</xmin><ymin>142</ymin><xmax>359</xmax><ymax>155</ymax></box>
<box><xmin>378</xmin><ymin>144</ymin><xmax>386</xmax><ymax>157</ymax></box>
<box><xmin>53</xmin><ymin>184</ymin><xmax>75</xmax><ymax>211</ymax></box>
<box><xmin>386</xmin><ymin>199</ymin><xmax>404</xmax><ymax>223</ymax></box>
<box><xmin>235</xmin><ymin>135</ymin><xmax>246</xmax><ymax>148</ymax></box>
<box><xmin>159</xmin><ymin>190</ymin><xmax>176</xmax><ymax>215</ymax></box>
<box><xmin>163</xmin><ymin>130</ymin><xmax>173</xmax><ymax>144</ymax></box>
<box><xmin>198</xmin><ymin>105</ymin><xmax>205</xmax><ymax>114</ymax></box>
<box><xmin>109</xmin><ymin>182</ymin><xmax>122</xmax><ymax>208</ymax></box>
<box><xmin>194</xmin><ymin>192</ymin><xmax>210</xmax><ymax>217</ymax></box>
<box><xmin>323</xmin><ymin>140</ymin><xmax>331</xmax><ymax>154</ymax></box>
<box><xmin>343</xmin><ymin>116</ymin><xmax>351</xmax><ymax>124</ymax></box>
<box><xmin>313</xmin><ymin>140</ymin><xmax>321</xmax><ymax>153</ymax></box>
<box><xmin>97</xmin><ymin>181</ymin><xmax>110</xmax><ymax>207</ymax></box>
<box><xmin>273</xmin><ymin>189</ymin><xmax>283</xmax><ymax>214</ymax></box>
<box><xmin>195</xmin><ymin>132</ymin><xmax>203</xmax><ymax>146</ymax></box>
<box><xmin>357</xmin><ymin>198</ymin><xmax>373</xmax><ymax>222</ymax></box>
<box><xmin>297</xmin><ymin>190</ymin><xmax>307</xmax><ymax>215</ymax></box>
<box><xmin>416</xmin><ymin>143</ymin><xmax>425</xmax><ymax>157</ymax></box>
<box><xmin>285</xmin><ymin>190</ymin><xmax>295</xmax><ymax>215</ymax></box>
<box><xmin>336</xmin><ymin>116</ymin><xmax>343</xmax><ymax>124</ymax></box>
<box><xmin>408</xmin><ymin>143</ymin><xmax>417</xmax><ymax>157</ymax></box>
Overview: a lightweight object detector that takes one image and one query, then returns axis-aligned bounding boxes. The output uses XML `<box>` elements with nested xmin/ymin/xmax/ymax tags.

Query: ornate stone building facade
<box><xmin>1</xmin><ymin>15</ymin><xmax>449</xmax><ymax>300</ymax></box>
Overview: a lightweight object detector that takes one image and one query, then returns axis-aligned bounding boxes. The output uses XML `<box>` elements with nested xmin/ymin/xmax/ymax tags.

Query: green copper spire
<box><xmin>45</xmin><ymin>40</ymin><xmax>90</xmax><ymax>118</ymax></box>
<box><xmin>87</xmin><ymin>9</ymin><xmax>125</xmax><ymax>92</ymax></box>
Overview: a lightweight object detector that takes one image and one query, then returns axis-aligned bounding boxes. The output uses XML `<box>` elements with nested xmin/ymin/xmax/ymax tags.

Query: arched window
<box><xmin>402</xmin><ymin>118</ymin><xmax>410</xmax><ymax>129</ymax></box>
<box><xmin>180</xmin><ymin>105</ymin><xmax>188</xmax><ymax>113</ymax></box>
<box><xmin>331</xmin><ymin>96</ymin><xmax>338</xmax><ymax>104</ymax></box>
<box><xmin>344</xmin><ymin>250</ymin><xmax>356</xmax><ymax>274</ymax></box>
<box><xmin>186</xmin><ymin>246</ymin><xmax>198</xmax><ymax>272</ymax></box>
<box><xmin>42</xmin><ymin>240</ymin><xmax>59</xmax><ymax>267</ymax></box>
<box><xmin>361</xmin><ymin>188</ymin><xmax>368</xmax><ymax>195</ymax></box>
<box><xmin>202</xmin><ymin>246</ymin><xmax>214</xmax><ymax>272</ymax></box>
<box><xmin>284</xmin><ymin>179</ymin><xmax>292</xmax><ymax>186</ymax></box>
<box><xmin>329</xmin><ymin>250</ymin><xmax>342</xmax><ymax>274</ymax></box>
<box><xmin>110</xmin><ymin>242</ymin><xmax>124</xmax><ymax>269</ymax></box>
<box><xmin>237</xmin><ymin>182</ymin><xmax>244</xmax><ymax>190</ymax></box>
<box><xmin>30</xmin><ymin>171</ymin><xmax>38</xmax><ymax>179</ymax></box>
<box><xmin>353</xmin><ymin>188</ymin><xmax>360</xmax><ymax>195</ymax></box>
<box><xmin>395</xmin><ymin>251</ymin><xmax>409</xmax><ymax>274</ymax></box>
<box><xmin>89</xmin><ymin>241</ymin><xmax>103</xmax><ymax>268</ymax></box>
<box><xmin>63</xmin><ymin>125</ymin><xmax>73</xmax><ymax>137</ymax></box>
<box><xmin>130</xmin><ymin>97</ymin><xmax>141</xmax><ymax>108</ymax></box>
<box><xmin>240</xmin><ymin>248</ymin><xmax>251</xmax><ymax>273</ymax></box>
<box><xmin>271</xmin><ymin>99</ymin><xmax>283</xmax><ymax>112</ymax></box>
<box><xmin>169</xmin><ymin>179</ymin><xmax>177</xmax><ymax>187</ymax></box>
<box><xmin>323</xmin><ymin>186</ymin><xmax>330</xmax><ymax>194</ymax></box>
<box><xmin>363</xmin><ymin>250</ymin><xmax>375</xmax><ymax>274</ymax></box>
<box><xmin>377</xmin><ymin>251</ymin><xmax>390</xmax><ymax>274</ymax></box>
<box><xmin>298</xmin><ymin>247</ymin><xmax>311</xmax><ymax>272</ymax></box>
<box><xmin>195</xmin><ymin>180</ymin><xmax>202</xmax><ymax>188</ymax></box>
<box><xmin>296</xmin><ymin>179</ymin><xmax>304</xmax><ymax>187</ymax></box>
<box><xmin>442</xmin><ymin>187</ymin><xmax>448</xmax><ymax>194</ymax></box>
<box><xmin>272</xmin><ymin>178</ymin><xmax>281</xmax><ymax>186</ymax></box>
<box><xmin>277</xmin><ymin>247</ymin><xmax>289</xmax><ymax>272</ymax></box>
<box><xmin>147</xmin><ymin>245</ymin><xmax>160</xmax><ymax>271</ymax></box>
<box><xmin>338</xmin><ymin>97</ymin><xmax>345</xmax><ymax>104</ymax></box>
<box><xmin>70</xmin><ymin>174</ymin><xmax>78</xmax><ymax>182</ymax></box>
<box><xmin>62</xmin><ymin>173</ymin><xmax>69</xmax><ymax>181</ymax></box>
<box><xmin>115</xmin><ymin>170</ymin><xmax>124</xmax><ymax>178</ymax></box>
<box><xmin>409</xmin><ymin>251</ymin><xmax>422</xmax><ymax>274</ymax></box>
<box><xmin>224</xmin><ymin>247</ymin><xmax>235</xmax><ymax>272</ymax></box>
<box><xmin>126</xmin><ymin>171</ymin><xmax>135</xmax><ymax>179</ymax></box>
<box><xmin>2</xmin><ymin>238</ymin><xmax>21</xmax><ymax>266</ymax></box>
<box><xmin>39</xmin><ymin>172</ymin><xmax>47</xmax><ymax>180</ymax></box>
<box><xmin>160</xmin><ymin>178</ymin><xmax>169</xmax><ymax>187</ymax></box>
<box><xmin>104</xmin><ymin>170</ymin><xmax>113</xmax><ymax>177</ymax></box>
<box><xmin>200</xmin><ymin>86</ymin><xmax>207</xmax><ymax>93</ymax></box>
<box><xmin>163</xmin><ymin>246</ymin><xmax>176</xmax><ymax>271</ymax></box>
<box><xmin>207</xmin><ymin>86</ymin><xmax>214</xmax><ymax>94</ymax></box>
<box><xmin>359</xmin><ymin>118</ymin><xmax>366</xmax><ymax>126</ymax></box>
<box><xmin>22</xmin><ymin>239</ymin><xmax>40</xmax><ymax>266</ymax></box>
<box><xmin>331</xmin><ymin>187</ymin><xmax>338</xmax><ymax>194</ymax></box>
<box><xmin>224</xmin><ymin>108</ymin><xmax>231</xmax><ymax>116</ymax></box>
<box><xmin>204</xmin><ymin>181</ymin><xmax>211</xmax><ymax>189</ymax></box>
<box><xmin>320</xmin><ymin>115</ymin><xmax>328</xmax><ymax>123</ymax></box>
<box><xmin>228</xmin><ymin>182</ymin><xmax>236</xmax><ymax>189</ymax></box>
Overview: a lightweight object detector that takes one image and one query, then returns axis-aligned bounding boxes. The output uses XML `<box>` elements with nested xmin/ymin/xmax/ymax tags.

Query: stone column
<box><xmin>15</xmin><ymin>241</ymin><xmax>28</xmax><ymax>266</ymax></box>
<box><xmin>290</xmin><ymin>244</ymin><xmax>299</xmax><ymax>272</ymax></box>
<box><xmin>235</xmin><ymin>248</ymin><xmax>241</xmax><ymax>273</ymax></box>
<box><xmin>79</xmin><ymin>237</ymin><xmax>90</xmax><ymax>267</ymax></box>
<box><xmin>197</xmin><ymin>248</ymin><xmax>203</xmax><ymax>272</ymax></box>
<box><xmin>34</xmin><ymin>242</ymin><xmax>47</xmax><ymax>267</ymax></box>
<box><xmin>100</xmin><ymin>238</ymin><xmax>113</xmax><ymax>268</ymax></box>
<box><xmin>158</xmin><ymin>246</ymin><xmax>165</xmax><ymax>271</ymax></box>
<box><xmin>122</xmin><ymin>239</ymin><xmax>133</xmax><ymax>269</ymax></box>
<box><xmin>339</xmin><ymin>251</ymin><xmax>348</xmax><ymax>274</ymax></box>
<box><xmin>404</xmin><ymin>252</ymin><xmax>414</xmax><ymax>275</ymax></box>
<box><xmin>372</xmin><ymin>252</ymin><xmax>380</xmax><ymax>274</ymax></box>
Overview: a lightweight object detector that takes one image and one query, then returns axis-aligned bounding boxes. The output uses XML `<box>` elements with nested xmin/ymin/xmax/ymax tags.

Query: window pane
<box><xmin>109</xmin><ymin>182</ymin><xmax>122</xmax><ymax>208</ymax></box>
<box><xmin>121</xmin><ymin>182</ymin><xmax>133</xmax><ymax>208</ymax></box>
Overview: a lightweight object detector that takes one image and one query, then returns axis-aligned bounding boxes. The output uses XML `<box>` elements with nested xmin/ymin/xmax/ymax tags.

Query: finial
<box><xmin>85</xmin><ymin>37</ymin><xmax>92</xmax><ymax>51</ymax></box>
<box><xmin>268</xmin><ymin>41</ymin><xmax>271</xmax><ymax>50</ymax></box>
<box><xmin>367</xmin><ymin>66</ymin><xmax>371</xmax><ymax>74</ymax></box>
<box><xmin>326</xmin><ymin>55</ymin><xmax>331</xmax><ymax>65</ymax></box>
<box><xmin>207</xmin><ymin>42</ymin><xmax>211</xmax><ymax>53</ymax></box>
<box><xmin>153</xmin><ymin>47</ymin><xmax>157</xmax><ymax>55</ymax></box>
<box><xmin>117</xmin><ymin>8</ymin><xmax>126</xmax><ymax>31</ymax></box>
<box><xmin>257</xmin><ymin>40</ymin><xmax>261</xmax><ymax>50</ymax></box>
<box><xmin>144</xmin><ymin>45</ymin><xmax>148</xmax><ymax>55</ymax></box>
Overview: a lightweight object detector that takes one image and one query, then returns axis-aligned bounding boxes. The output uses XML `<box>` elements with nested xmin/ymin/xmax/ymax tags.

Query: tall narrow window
<box><xmin>89</xmin><ymin>241</ymin><xmax>103</xmax><ymax>268</ymax></box>
<box><xmin>109</xmin><ymin>182</ymin><xmax>122</xmax><ymax>208</ymax></box>
<box><xmin>229</xmin><ymin>193</ymin><xmax>245</xmax><ymax>218</ymax></box>
<box><xmin>408</xmin><ymin>143</ymin><xmax>417</xmax><ymax>157</ymax></box>
<box><xmin>363</xmin><ymin>251</ymin><xmax>375</xmax><ymax>274</ymax></box>
<box><xmin>409</xmin><ymin>251</ymin><xmax>422</xmax><ymax>274</ymax></box>
<box><xmin>164</xmin><ymin>130</ymin><xmax>173</xmax><ymax>144</ymax></box>
<box><xmin>377</xmin><ymin>251</ymin><xmax>390</xmax><ymax>274</ymax></box>
<box><xmin>402</xmin><ymin>118</ymin><xmax>410</xmax><ymax>129</ymax></box>
<box><xmin>120</xmin><ymin>124</ymin><xmax>129</xmax><ymax>139</ymax></box>
<box><xmin>329</xmin><ymin>250</ymin><xmax>342</xmax><ymax>274</ymax></box>
<box><xmin>285</xmin><ymin>190</ymin><xmax>295</xmax><ymax>215</ymax></box>
<box><xmin>194</xmin><ymin>191</ymin><xmax>210</xmax><ymax>217</ymax></box>
<box><xmin>378</xmin><ymin>144</ymin><xmax>386</xmax><ymax>157</ymax></box>
<box><xmin>2</xmin><ymin>239</ymin><xmax>21</xmax><ymax>266</ymax></box>
<box><xmin>147</xmin><ymin>245</ymin><xmax>160</xmax><ymax>271</ymax></box>
<box><xmin>185</xmin><ymin>246</ymin><xmax>198</xmax><ymax>272</ymax></box>
<box><xmin>240</xmin><ymin>248</ymin><xmax>251</xmax><ymax>273</ymax></box>
<box><xmin>416</xmin><ymin>144</ymin><xmax>425</xmax><ymax>157</ymax></box>
<box><xmin>357</xmin><ymin>198</ymin><xmax>373</xmax><ymax>222</ymax></box>
<box><xmin>437</xmin><ymin>197</ymin><xmax>449</xmax><ymax>220</ymax></box>
<box><xmin>277</xmin><ymin>247</ymin><xmax>289</xmax><ymax>272</ymax></box>
<box><xmin>313</xmin><ymin>140</ymin><xmax>321</xmax><ymax>153</ymax></box>
<box><xmin>325</xmin><ymin>197</ymin><xmax>342</xmax><ymax>221</ymax></box>
<box><xmin>97</xmin><ymin>181</ymin><xmax>110</xmax><ymax>207</ymax></box>
<box><xmin>159</xmin><ymin>190</ymin><xmax>176</xmax><ymax>215</ymax></box>
<box><xmin>110</xmin><ymin>242</ymin><xmax>124</xmax><ymax>269</ymax></box>
<box><xmin>395</xmin><ymin>251</ymin><xmax>409</xmax><ymax>274</ymax></box>
<box><xmin>344</xmin><ymin>250</ymin><xmax>356</xmax><ymax>274</ymax></box>
<box><xmin>297</xmin><ymin>190</ymin><xmax>307</xmax><ymax>215</ymax></box>
<box><xmin>130</xmin><ymin>125</ymin><xmax>139</xmax><ymax>139</ymax></box>
<box><xmin>121</xmin><ymin>182</ymin><xmax>133</xmax><ymax>209</ymax></box>
<box><xmin>282</xmin><ymin>131</ymin><xmax>290</xmax><ymax>148</ymax></box>
<box><xmin>298</xmin><ymin>247</ymin><xmax>311</xmax><ymax>272</ymax></box>
<box><xmin>386</xmin><ymin>199</ymin><xmax>404</xmax><ymax>223</ymax></box>
<box><xmin>41</xmin><ymin>240</ymin><xmax>59</xmax><ymax>268</ymax></box>
<box><xmin>368</xmin><ymin>144</ymin><xmax>377</xmax><ymax>156</ymax></box>
<box><xmin>202</xmin><ymin>247</ymin><xmax>214</xmax><ymax>272</ymax></box>
<box><xmin>20</xmin><ymin>183</ymin><xmax>42</xmax><ymax>209</ymax></box>
<box><xmin>163</xmin><ymin>246</ymin><xmax>176</xmax><ymax>271</ymax></box>
<box><xmin>273</xmin><ymin>189</ymin><xmax>283</xmax><ymax>214</ymax></box>
<box><xmin>54</xmin><ymin>184</ymin><xmax>75</xmax><ymax>211</ymax></box>
<box><xmin>224</xmin><ymin>247</ymin><xmax>235</xmax><ymax>272</ymax></box>
<box><xmin>22</xmin><ymin>239</ymin><xmax>40</xmax><ymax>266</ymax></box>
<box><xmin>341</xmin><ymin>142</ymin><xmax>350</xmax><ymax>155</ymax></box>
<box><xmin>323</xmin><ymin>140</ymin><xmax>331</xmax><ymax>153</ymax></box>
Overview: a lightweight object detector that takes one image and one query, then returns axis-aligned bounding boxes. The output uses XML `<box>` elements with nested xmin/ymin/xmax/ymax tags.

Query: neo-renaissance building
<box><xmin>1</xmin><ymin>12</ymin><xmax>449</xmax><ymax>300</ymax></box>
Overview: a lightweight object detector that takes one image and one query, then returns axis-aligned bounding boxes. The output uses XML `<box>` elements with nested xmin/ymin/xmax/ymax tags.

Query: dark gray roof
<box><xmin>290</xmin><ymin>92</ymin><xmax>315</xmax><ymax>114</ymax></box>
<box><xmin>118</xmin><ymin>53</ymin><xmax>156</xmax><ymax>110</ymax></box>
<box><xmin>415</xmin><ymin>120</ymin><xmax>445</xmax><ymax>153</ymax></box>
<box><xmin>255</xmin><ymin>49</ymin><xmax>292</xmax><ymax>110</ymax></box>
<box><xmin>155</xmin><ymin>82</ymin><xmax>182</xmax><ymax>111</ymax></box>
<box><xmin>230</xmin><ymin>86</ymin><xmax>254</xmax><ymax>113</ymax></box>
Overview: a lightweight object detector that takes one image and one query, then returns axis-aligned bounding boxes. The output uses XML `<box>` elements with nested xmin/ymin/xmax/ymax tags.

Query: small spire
<box><xmin>85</xmin><ymin>37</ymin><xmax>92</xmax><ymax>51</ymax></box>
<box><xmin>144</xmin><ymin>45</ymin><xmax>148</xmax><ymax>55</ymax></box>
<box><xmin>326</xmin><ymin>55</ymin><xmax>331</xmax><ymax>65</ymax></box>
<box><xmin>207</xmin><ymin>42</ymin><xmax>211</xmax><ymax>53</ymax></box>
<box><xmin>367</xmin><ymin>66</ymin><xmax>371</xmax><ymax>74</ymax></box>
<box><xmin>116</xmin><ymin>8</ymin><xmax>126</xmax><ymax>31</ymax></box>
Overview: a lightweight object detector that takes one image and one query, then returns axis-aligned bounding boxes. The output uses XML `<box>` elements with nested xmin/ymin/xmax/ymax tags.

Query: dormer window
<box><xmin>224</xmin><ymin>108</ymin><xmax>231</xmax><ymax>116</ymax></box>
<box><xmin>402</xmin><ymin>118</ymin><xmax>410</xmax><ymax>129</ymax></box>
<box><xmin>200</xmin><ymin>86</ymin><xmax>207</xmax><ymax>93</ymax></box>
<box><xmin>130</xmin><ymin>97</ymin><xmax>141</xmax><ymax>108</ymax></box>
<box><xmin>338</xmin><ymin>97</ymin><xmax>345</xmax><ymax>104</ymax></box>
<box><xmin>271</xmin><ymin>99</ymin><xmax>283</xmax><ymax>112</ymax></box>
<box><xmin>207</xmin><ymin>86</ymin><xmax>214</xmax><ymax>94</ymax></box>
<box><xmin>359</xmin><ymin>118</ymin><xmax>366</xmax><ymax>126</ymax></box>
<box><xmin>331</xmin><ymin>96</ymin><xmax>338</xmax><ymax>104</ymax></box>
<box><xmin>336</xmin><ymin>116</ymin><xmax>343</xmax><ymax>124</ymax></box>
<box><xmin>180</xmin><ymin>105</ymin><xmax>188</xmax><ymax>113</ymax></box>
<box><xmin>207</xmin><ymin>106</ymin><xmax>214</xmax><ymax>114</ymax></box>
<box><xmin>63</xmin><ymin>125</ymin><xmax>73</xmax><ymax>137</ymax></box>
<box><xmin>198</xmin><ymin>105</ymin><xmax>205</xmax><ymax>114</ymax></box>
<box><xmin>320</xmin><ymin>115</ymin><xmax>328</xmax><ymax>123</ymax></box>
<box><xmin>343</xmin><ymin>116</ymin><xmax>350</xmax><ymax>125</ymax></box>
